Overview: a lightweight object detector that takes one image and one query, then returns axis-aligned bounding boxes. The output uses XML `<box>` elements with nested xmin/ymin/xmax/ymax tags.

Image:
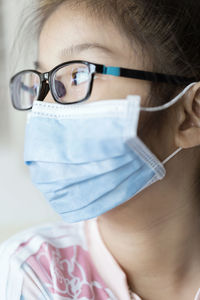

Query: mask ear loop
<box><xmin>138</xmin><ymin>82</ymin><xmax>197</xmax><ymax>112</ymax></box>
<box><xmin>162</xmin><ymin>147</ymin><xmax>182</xmax><ymax>165</ymax></box>
<box><xmin>127</xmin><ymin>83</ymin><xmax>196</xmax><ymax>165</ymax></box>
<box><xmin>140</xmin><ymin>83</ymin><xmax>195</xmax><ymax>164</ymax></box>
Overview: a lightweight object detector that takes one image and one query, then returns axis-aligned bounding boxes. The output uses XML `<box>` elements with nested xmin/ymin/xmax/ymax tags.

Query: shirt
<box><xmin>0</xmin><ymin>218</ymin><xmax>200</xmax><ymax>300</ymax></box>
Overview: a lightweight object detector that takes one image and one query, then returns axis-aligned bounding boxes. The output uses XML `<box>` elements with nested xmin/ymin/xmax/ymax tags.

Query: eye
<box><xmin>71</xmin><ymin>68</ymin><xmax>90</xmax><ymax>86</ymax></box>
<box><xmin>55</xmin><ymin>80</ymin><xmax>66</xmax><ymax>98</ymax></box>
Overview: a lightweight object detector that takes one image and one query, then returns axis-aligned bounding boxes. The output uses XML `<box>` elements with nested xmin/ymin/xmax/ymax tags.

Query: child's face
<box><xmin>37</xmin><ymin>2</ymin><xmax>177</xmax><ymax>162</ymax></box>
<box><xmin>38</xmin><ymin>3</ymin><xmax>151</xmax><ymax>105</ymax></box>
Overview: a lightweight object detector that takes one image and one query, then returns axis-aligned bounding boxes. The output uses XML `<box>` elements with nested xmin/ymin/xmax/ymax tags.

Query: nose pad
<box><xmin>38</xmin><ymin>81</ymin><xmax>51</xmax><ymax>102</ymax></box>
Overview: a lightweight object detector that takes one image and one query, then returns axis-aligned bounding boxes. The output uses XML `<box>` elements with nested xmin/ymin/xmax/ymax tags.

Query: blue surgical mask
<box><xmin>24</xmin><ymin>83</ymin><xmax>195</xmax><ymax>223</ymax></box>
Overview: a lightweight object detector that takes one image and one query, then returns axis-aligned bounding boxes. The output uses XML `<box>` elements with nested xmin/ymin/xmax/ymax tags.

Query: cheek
<box><xmin>138</xmin><ymin>110</ymin><xmax>173</xmax><ymax>161</ymax></box>
<box><xmin>89</xmin><ymin>76</ymin><xmax>151</xmax><ymax>102</ymax></box>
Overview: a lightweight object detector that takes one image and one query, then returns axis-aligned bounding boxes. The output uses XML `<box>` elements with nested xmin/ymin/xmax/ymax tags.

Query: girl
<box><xmin>1</xmin><ymin>0</ymin><xmax>200</xmax><ymax>299</ymax></box>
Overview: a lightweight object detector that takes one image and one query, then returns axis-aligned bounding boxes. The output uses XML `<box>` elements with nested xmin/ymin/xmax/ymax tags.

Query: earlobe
<box><xmin>175</xmin><ymin>83</ymin><xmax>200</xmax><ymax>149</ymax></box>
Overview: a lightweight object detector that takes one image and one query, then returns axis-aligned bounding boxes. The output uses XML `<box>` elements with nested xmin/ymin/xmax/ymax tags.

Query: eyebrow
<box><xmin>60</xmin><ymin>42</ymin><xmax>113</xmax><ymax>57</ymax></box>
<box><xmin>34</xmin><ymin>42</ymin><xmax>113</xmax><ymax>70</ymax></box>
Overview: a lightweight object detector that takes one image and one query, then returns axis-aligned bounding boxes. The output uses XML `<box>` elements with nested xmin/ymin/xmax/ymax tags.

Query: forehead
<box><xmin>38</xmin><ymin>3</ymin><xmax>143</xmax><ymax>71</ymax></box>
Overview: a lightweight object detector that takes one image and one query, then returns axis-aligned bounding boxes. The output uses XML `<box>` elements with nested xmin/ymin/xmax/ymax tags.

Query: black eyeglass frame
<box><xmin>10</xmin><ymin>60</ymin><xmax>196</xmax><ymax>111</ymax></box>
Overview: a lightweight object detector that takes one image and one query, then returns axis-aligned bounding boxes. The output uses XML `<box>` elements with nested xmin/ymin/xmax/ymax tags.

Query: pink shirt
<box><xmin>0</xmin><ymin>218</ymin><xmax>200</xmax><ymax>300</ymax></box>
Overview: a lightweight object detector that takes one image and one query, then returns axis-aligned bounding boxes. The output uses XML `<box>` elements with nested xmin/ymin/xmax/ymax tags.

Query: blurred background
<box><xmin>0</xmin><ymin>0</ymin><xmax>60</xmax><ymax>244</ymax></box>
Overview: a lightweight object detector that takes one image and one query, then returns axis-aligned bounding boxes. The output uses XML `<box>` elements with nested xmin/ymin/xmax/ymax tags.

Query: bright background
<box><xmin>0</xmin><ymin>0</ymin><xmax>60</xmax><ymax>244</ymax></box>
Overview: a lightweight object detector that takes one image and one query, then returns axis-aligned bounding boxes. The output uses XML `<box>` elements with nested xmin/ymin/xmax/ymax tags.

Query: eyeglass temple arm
<box><xmin>95</xmin><ymin>64</ymin><xmax>196</xmax><ymax>85</ymax></box>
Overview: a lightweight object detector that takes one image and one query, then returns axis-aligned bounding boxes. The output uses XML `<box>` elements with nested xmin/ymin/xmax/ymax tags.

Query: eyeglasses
<box><xmin>9</xmin><ymin>60</ymin><xmax>196</xmax><ymax>111</ymax></box>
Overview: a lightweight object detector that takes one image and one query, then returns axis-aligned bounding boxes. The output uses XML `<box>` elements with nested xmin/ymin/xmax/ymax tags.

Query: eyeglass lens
<box><xmin>53</xmin><ymin>63</ymin><xmax>91</xmax><ymax>103</ymax></box>
<box><xmin>11</xmin><ymin>72</ymin><xmax>40</xmax><ymax>110</ymax></box>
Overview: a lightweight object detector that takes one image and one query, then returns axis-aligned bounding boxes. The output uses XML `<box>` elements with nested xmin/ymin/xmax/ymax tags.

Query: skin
<box><xmin>38</xmin><ymin>3</ymin><xmax>200</xmax><ymax>300</ymax></box>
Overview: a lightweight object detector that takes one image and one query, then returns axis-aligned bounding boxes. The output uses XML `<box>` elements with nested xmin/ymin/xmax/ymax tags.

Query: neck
<box><xmin>98</xmin><ymin>164</ymin><xmax>200</xmax><ymax>300</ymax></box>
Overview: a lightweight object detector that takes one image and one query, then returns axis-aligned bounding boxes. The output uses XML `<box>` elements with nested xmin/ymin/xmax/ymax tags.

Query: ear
<box><xmin>175</xmin><ymin>82</ymin><xmax>200</xmax><ymax>149</ymax></box>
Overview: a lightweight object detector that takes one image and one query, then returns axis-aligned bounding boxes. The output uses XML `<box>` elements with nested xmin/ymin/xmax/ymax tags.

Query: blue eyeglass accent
<box><xmin>103</xmin><ymin>66</ymin><xmax>121</xmax><ymax>76</ymax></box>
